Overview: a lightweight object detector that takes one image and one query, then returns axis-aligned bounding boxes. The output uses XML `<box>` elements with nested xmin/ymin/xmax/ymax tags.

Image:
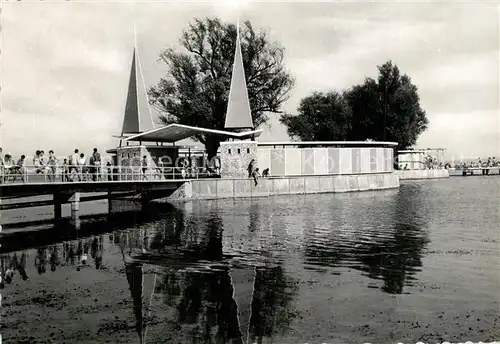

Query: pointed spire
<box><xmin>121</xmin><ymin>27</ymin><xmax>155</xmax><ymax>135</ymax></box>
<box><xmin>224</xmin><ymin>18</ymin><xmax>254</xmax><ymax>130</ymax></box>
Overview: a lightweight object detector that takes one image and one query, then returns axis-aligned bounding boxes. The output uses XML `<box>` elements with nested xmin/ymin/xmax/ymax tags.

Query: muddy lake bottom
<box><xmin>1</xmin><ymin>177</ymin><xmax>499</xmax><ymax>343</ymax></box>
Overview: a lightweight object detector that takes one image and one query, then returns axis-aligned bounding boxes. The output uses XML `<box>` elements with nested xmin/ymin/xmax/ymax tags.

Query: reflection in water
<box><xmin>249</xmin><ymin>265</ymin><xmax>299</xmax><ymax>344</ymax></box>
<box><xmin>302</xmin><ymin>186</ymin><xmax>430</xmax><ymax>294</ymax></box>
<box><xmin>125</xmin><ymin>262</ymin><xmax>145</xmax><ymax>344</ymax></box>
<box><xmin>1</xmin><ymin>180</ymin><xmax>498</xmax><ymax>343</ymax></box>
<box><xmin>0</xmin><ymin>253</ymin><xmax>29</xmax><ymax>287</ymax></box>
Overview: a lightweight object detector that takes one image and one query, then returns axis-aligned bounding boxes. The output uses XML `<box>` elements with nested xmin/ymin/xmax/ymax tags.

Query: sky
<box><xmin>1</xmin><ymin>0</ymin><xmax>499</xmax><ymax>160</ymax></box>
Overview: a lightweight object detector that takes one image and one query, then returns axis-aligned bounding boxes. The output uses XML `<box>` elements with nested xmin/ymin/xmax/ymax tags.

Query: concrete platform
<box><xmin>395</xmin><ymin>169</ymin><xmax>449</xmax><ymax>180</ymax></box>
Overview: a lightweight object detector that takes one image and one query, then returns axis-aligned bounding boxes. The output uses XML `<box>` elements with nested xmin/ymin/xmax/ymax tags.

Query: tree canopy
<box><xmin>281</xmin><ymin>61</ymin><xmax>429</xmax><ymax>150</ymax></box>
<box><xmin>148</xmin><ymin>17</ymin><xmax>295</xmax><ymax>158</ymax></box>
<box><xmin>280</xmin><ymin>91</ymin><xmax>352</xmax><ymax>141</ymax></box>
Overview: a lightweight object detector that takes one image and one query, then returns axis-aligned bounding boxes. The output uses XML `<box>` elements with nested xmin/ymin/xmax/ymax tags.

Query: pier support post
<box><xmin>108</xmin><ymin>191</ymin><xmax>112</xmax><ymax>214</ymax></box>
<box><xmin>69</xmin><ymin>192</ymin><xmax>81</xmax><ymax>229</ymax></box>
<box><xmin>53</xmin><ymin>192</ymin><xmax>63</xmax><ymax>221</ymax></box>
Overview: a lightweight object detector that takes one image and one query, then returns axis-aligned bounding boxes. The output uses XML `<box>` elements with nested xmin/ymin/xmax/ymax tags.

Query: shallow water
<box><xmin>1</xmin><ymin>177</ymin><xmax>499</xmax><ymax>343</ymax></box>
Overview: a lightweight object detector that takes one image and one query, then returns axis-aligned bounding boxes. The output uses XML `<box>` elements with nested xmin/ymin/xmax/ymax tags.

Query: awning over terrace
<box><xmin>122</xmin><ymin>123</ymin><xmax>263</xmax><ymax>143</ymax></box>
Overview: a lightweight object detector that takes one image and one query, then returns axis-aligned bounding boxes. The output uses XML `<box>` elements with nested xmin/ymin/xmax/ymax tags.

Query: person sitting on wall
<box><xmin>262</xmin><ymin>168</ymin><xmax>270</xmax><ymax>177</ymax></box>
<box><xmin>252</xmin><ymin>168</ymin><xmax>260</xmax><ymax>186</ymax></box>
<box><xmin>247</xmin><ymin>159</ymin><xmax>256</xmax><ymax>178</ymax></box>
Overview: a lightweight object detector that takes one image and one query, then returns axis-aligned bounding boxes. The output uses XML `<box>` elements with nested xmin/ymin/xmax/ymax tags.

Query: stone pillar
<box><xmin>219</xmin><ymin>141</ymin><xmax>258</xmax><ymax>178</ymax></box>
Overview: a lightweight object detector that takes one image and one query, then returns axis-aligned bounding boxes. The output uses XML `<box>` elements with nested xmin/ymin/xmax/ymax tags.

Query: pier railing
<box><xmin>0</xmin><ymin>164</ymin><xmax>213</xmax><ymax>184</ymax></box>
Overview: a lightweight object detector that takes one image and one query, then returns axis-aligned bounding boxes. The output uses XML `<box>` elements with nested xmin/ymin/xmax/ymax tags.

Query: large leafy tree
<box><xmin>281</xmin><ymin>61</ymin><xmax>429</xmax><ymax>150</ymax></box>
<box><xmin>280</xmin><ymin>91</ymin><xmax>352</xmax><ymax>141</ymax></box>
<box><xmin>148</xmin><ymin>17</ymin><xmax>295</xmax><ymax>158</ymax></box>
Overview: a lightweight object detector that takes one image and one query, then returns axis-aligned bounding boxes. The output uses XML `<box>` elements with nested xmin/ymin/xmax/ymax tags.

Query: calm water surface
<box><xmin>1</xmin><ymin>177</ymin><xmax>499</xmax><ymax>343</ymax></box>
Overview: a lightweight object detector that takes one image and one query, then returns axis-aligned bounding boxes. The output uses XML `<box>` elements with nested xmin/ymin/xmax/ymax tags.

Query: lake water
<box><xmin>1</xmin><ymin>177</ymin><xmax>499</xmax><ymax>343</ymax></box>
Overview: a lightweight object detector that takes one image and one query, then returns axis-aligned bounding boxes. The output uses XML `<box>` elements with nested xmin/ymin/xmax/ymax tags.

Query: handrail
<box><xmin>0</xmin><ymin>164</ymin><xmax>213</xmax><ymax>184</ymax></box>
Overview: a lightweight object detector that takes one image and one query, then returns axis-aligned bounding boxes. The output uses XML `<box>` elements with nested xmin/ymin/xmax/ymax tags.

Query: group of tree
<box><xmin>280</xmin><ymin>61</ymin><xmax>429</xmax><ymax>150</ymax></box>
<box><xmin>148</xmin><ymin>17</ymin><xmax>428</xmax><ymax>157</ymax></box>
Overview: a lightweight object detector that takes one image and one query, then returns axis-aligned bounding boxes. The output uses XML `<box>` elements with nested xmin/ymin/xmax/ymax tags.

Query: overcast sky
<box><xmin>1</xmin><ymin>0</ymin><xmax>498</xmax><ymax>159</ymax></box>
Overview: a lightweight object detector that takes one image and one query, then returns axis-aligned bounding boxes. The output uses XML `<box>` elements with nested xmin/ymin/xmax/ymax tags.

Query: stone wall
<box><xmin>116</xmin><ymin>145</ymin><xmax>182</xmax><ymax>180</ymax></box>
<box><xmin>219</xmin><ymin>141</ymin><xmax>258</xmax><ymax>178</ymax></box>
<box><xmin>166</xmin><ymin>173</ymin><xmax>400</xmax><ymax>201</ymax></box>
<box><xmin>116</xmin><ymin>146</ymin><xmax>150</xmax><ymax>181</ymax></box>
<box><xmin>256</xmin><ymin>146</ymin><xmax>394</xmax><ymax>176</ymax></box>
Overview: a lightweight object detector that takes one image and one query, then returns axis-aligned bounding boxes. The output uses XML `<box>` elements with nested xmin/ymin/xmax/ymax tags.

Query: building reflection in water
<box><xmin>113</xmin><ymin>202</ymin><xmax>300</xmax><ymax>344</ymax></box>
<box><xmin>0</xmin><ymin>197</ymin><xmax>303</xmax><ymax>343</ymax></box>
<box><xmin>248</xmin><ymin>265</ymin><xmax>299</xmax><ymax>344</ymax></box>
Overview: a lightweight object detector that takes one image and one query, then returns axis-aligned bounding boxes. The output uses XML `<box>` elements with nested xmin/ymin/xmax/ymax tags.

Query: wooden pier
<box><xmin>0</xmin><ymin>179</ymin><xmax>186</xmax><ymax>231</ymax></box>
<box><xmin>449</xmin><ymin>167</ymin><xmax>500</xmax><ymax>176</ymax></box>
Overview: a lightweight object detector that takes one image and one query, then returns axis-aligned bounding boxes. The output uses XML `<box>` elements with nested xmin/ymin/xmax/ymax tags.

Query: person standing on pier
<box><xmin>47</xmin><ymin>150</ymin><xmax>58</xmax><ymax>182</ymax></box>
<box><xmin>141</xmin><ymin>155</ymin><xmax>148</xmax><ymax>180</ymax></box>
<box><xmin>69</xmin><ymin>149</ymin><xmax>80</xmax><ymax>181</ymax></box>
<box><xmin>78</xmin><ymin>153</ymin><xmax>87</xmax><ymax>181</ymax></box>
<box><xmin>62</xmin><ymin>158</ymin><xmax>70</xmax><ymax>182</ymax></box>
<box><xmin>91</xmin><ymin>148</ymin><xmax>101</xmax><ymax>181</ymax></box>
<box><xmin>33</xmin><ymin>150</ymin><xmax>41</xmax><ymax>174</ymax></box>
<box><xmin>16</xmin><ymin>155</ymin><xmax>26</xmax><ymax>182</ymax></box>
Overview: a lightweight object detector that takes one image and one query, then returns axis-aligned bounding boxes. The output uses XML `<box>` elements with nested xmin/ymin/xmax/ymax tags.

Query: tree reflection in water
<box><xmin>355</xmin><ymin>183</ymin><xmax>430</xmax><ymax>294</ymax></box>
<box><xmin>301</xmin><ymin>185</ymin><xmax>430</xmax><ymax>294</ymax></box>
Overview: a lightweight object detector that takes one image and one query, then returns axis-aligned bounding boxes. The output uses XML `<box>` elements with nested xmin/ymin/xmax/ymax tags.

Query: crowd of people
<box><xmin>0</xmin><ymin>147</ymin><xmax>113</xmax><ymax>183</ymax></box>
<box><xmin>458</xmin><ymin>157</ymin><xmax>499</xmax><ymax>168</ymax></box>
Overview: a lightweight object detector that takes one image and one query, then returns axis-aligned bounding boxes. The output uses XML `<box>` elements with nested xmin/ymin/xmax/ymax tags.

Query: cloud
<box><xmin>0</xmin><ymin>1</ymin><xmax>498</xmax><ymax>160</ymax></box>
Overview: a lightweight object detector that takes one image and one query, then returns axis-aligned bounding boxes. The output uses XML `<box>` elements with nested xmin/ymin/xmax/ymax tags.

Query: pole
<box><xmin>383</xmin><ymin>82</ymin><xmax>387</xmax><ymax>141</ymax></box>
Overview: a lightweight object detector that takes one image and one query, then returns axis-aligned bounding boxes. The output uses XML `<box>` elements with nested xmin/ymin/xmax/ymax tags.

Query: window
<box><xmin>237</xmin><ymin>149</ymin><xmax>241</xmax><ymax>154</ymax></box>
<box><xmin>247</xmin><ymin>148</ymin><xmax>250</xmax><ymax>154</ymax></box>
<box><xmin>228</xmin><ymin>149</ymin><xmax>231</xmax><ymax>154</ymax></box>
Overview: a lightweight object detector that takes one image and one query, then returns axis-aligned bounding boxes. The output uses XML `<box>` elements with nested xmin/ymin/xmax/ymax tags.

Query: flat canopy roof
<box><xmin>123</xmin><ymin>123</ymin><xmax>263</xmax><ymax>143</ymax></box>
<box><xmin>257</xmin><ymin>141</ymin><xmax>398</xmax><ymax>147</ymax></box>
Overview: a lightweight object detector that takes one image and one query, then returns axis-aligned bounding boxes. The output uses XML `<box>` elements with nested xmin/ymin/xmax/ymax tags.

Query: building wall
<box><xmin>116</xmin><ymin>145</ymin><xmax>180</xmax><ymax>180</ymax></box>
<box><xmin>256</xmin><ymin>146</ymin><xmax>394</xmax><ymax>176</ymax></box>
<box><xmin>397</xmin><ymin>152</ymin><xmax>425</xmax><ymax>170</ymax></box>
<box><xmin>219</xmin><ymin>141</ymin><xmax>258</xmax><ymax>178</ymax></box>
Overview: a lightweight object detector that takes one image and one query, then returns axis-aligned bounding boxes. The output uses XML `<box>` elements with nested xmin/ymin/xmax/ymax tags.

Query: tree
<box><xmin>281</xmin><ymin>61</ymin><xmax>429</xmax><ymax>150</ymax></box>
<box><xmin>148</xmin><ymin>17</ymin><xmax>295</xmax><ymax>158</ymax></box>
<box><xmin>280</xmin><ymin>91</ymin><xmax>352</xmax><ymax>141</ymax></box>
<box><xmin>346</xmin><ymin>61</ymin><xmax>429</xmax><ymax>150</ymax></box>
<box><xmin>344</xmin><ymin>78</ymin><xmax>381</xmax><ymax>141</ymax></box>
